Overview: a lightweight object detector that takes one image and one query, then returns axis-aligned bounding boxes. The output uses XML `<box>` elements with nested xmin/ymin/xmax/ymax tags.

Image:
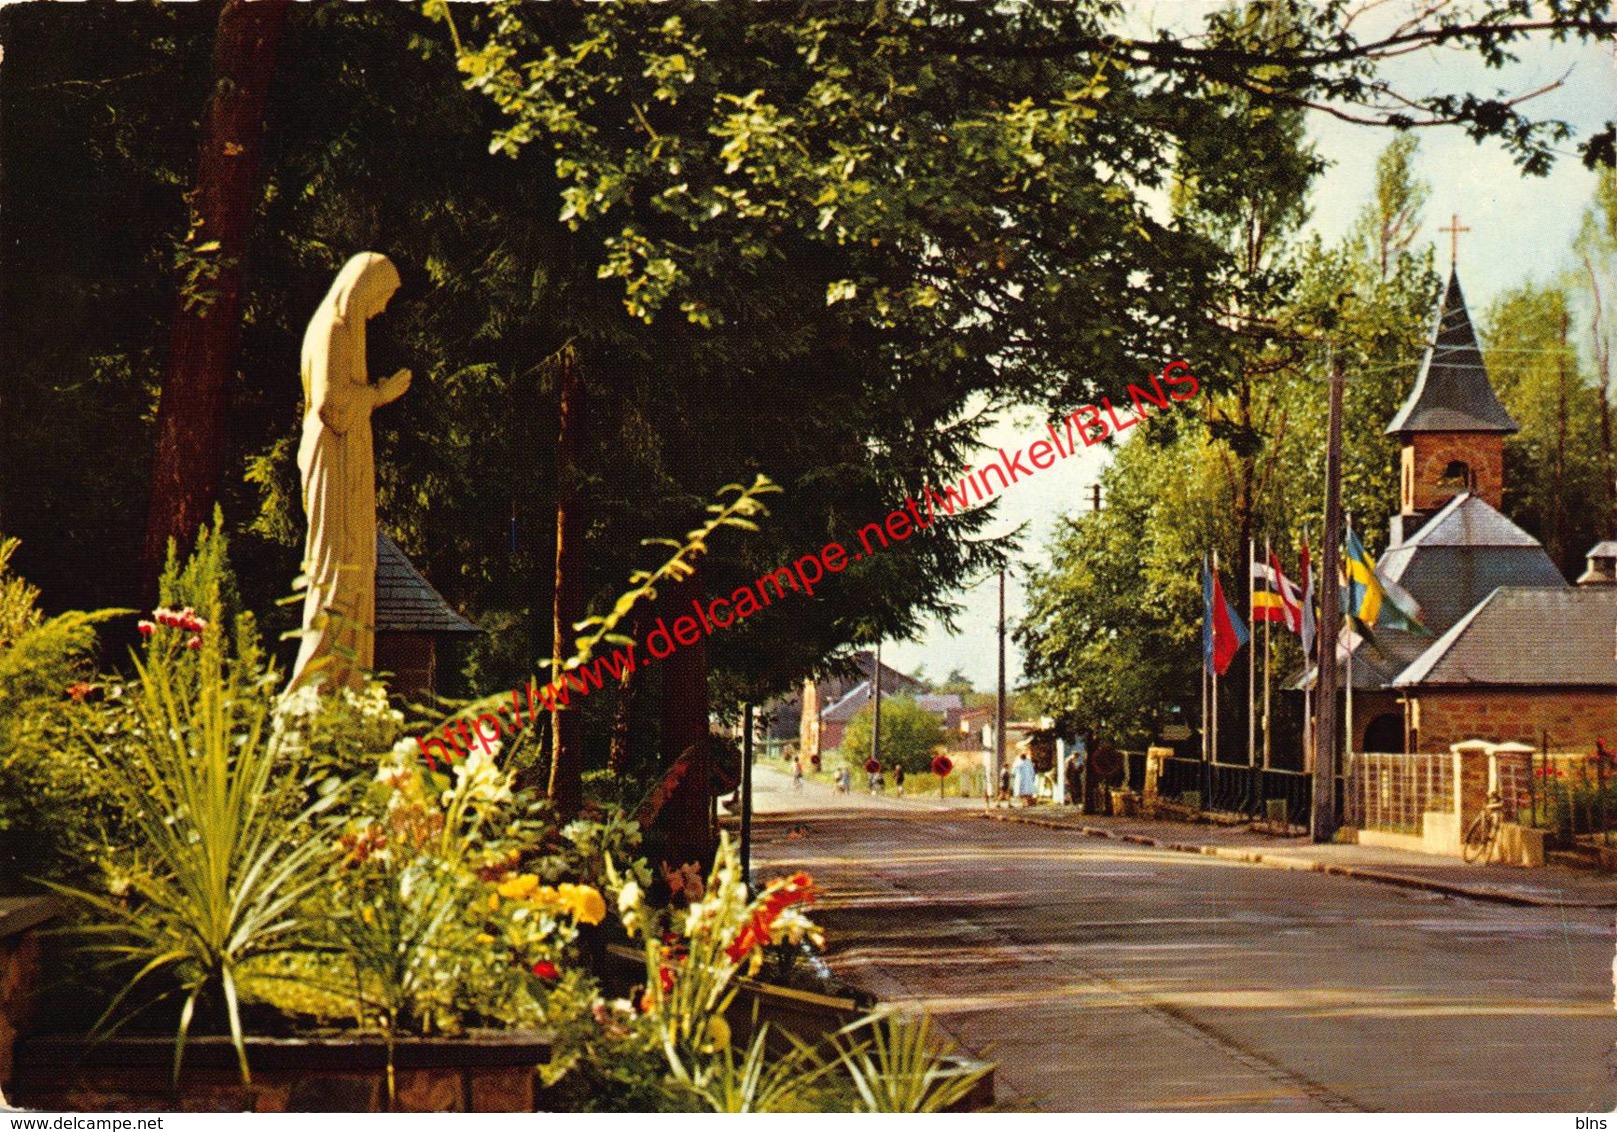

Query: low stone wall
<box><xmin>12</xmin><ymin>1032</ymin><xmax>553</xmax><ymax>1112</ymax></box>
<box><xmin>0</xmin><ymin>897</ymin><xmax>61</xmax><ymax>1098</ymax></box>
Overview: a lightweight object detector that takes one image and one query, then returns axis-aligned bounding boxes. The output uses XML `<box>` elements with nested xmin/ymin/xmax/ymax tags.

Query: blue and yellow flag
<box><xmin>1345</xmin><ymin>526</ymin><xmax>1426</xmax><ymax>634</ymax></box>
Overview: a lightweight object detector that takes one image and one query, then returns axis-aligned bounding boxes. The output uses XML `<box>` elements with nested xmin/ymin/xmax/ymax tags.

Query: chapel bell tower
<box><xmin>1385</xmin><ymin>269</ymin><xmax>1519</xmax><ymax>543</ymax></box>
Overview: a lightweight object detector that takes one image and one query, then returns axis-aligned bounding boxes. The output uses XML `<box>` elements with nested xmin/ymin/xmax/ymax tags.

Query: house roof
<box><xmin>1386</xmin><ymin>270</ymin><xmax>1519</xmax><ymax>436</ymax></box>
<box><xmin>1377</xmin><ymin>493</ymin><xmax>1567</xmax><ymax>632</ymax></box>
<box><xmin>376</xmin><ymin>534</ymin><xmax>480</xmax><ymax>634</ymax></box>
<box><xmin>821</xmin><ymin>686</ymin><xmax>961</xmax><ymax>724</ymax></box>
<box><xmin>1394</xmin><ymin>586</ymin><xmax>1617</xmax><ymax>688</ymax></box>
<box><xmin>821</xmin><ymin>681</ymin><xmax>875</xmax><ymax>724</ymax></box>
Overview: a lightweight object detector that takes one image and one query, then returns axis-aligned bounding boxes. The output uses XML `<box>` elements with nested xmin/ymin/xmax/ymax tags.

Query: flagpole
<box><xmin>1248</xmin><ymin>536</ymin><xmax>1257</xmax><ymax>770</ymax></box>
<box><xmin>1202</xmin><ymin>558</ymin><xmax>1211</xmax><ymax>767</ymax></box>
<box><xmin>1345</xmin><ymin>514</ymin><xmax>1355</xmax><ymax>784</ymax></box>
<box><xmin>1211</xmin><ymin>550</ymin><xmax>1220</xmax><ymax>769</ymax></box>
<box><xmin>1263</xmin><ymin>535</ymin><xmax>1273</xmax><ymax>772</ymax></box>
<box><xmin>1302</xmin><ymin>530</ymin><xmax>1313</xmax><ymax>776</ymax></box>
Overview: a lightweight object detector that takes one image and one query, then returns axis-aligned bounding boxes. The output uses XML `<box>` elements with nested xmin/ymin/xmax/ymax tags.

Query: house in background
<box><xmin>374</xmin><ymin>533</ymin><xmax>481</xmax><ymax>699</ymax></box>
<box><xmin>787</xmin><ymin>650</ymin><xmax>924</xmax><ymax>759</ymax></box>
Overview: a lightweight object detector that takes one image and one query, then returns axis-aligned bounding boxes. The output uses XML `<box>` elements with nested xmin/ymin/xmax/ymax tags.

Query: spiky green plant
<box><xmin>830</xmin><ymin>1010</ymin><xmax>993</xmax><ymax>1113</ymax></box>
<box><xmin>49</xmin><ymin>521</ymin><xmax>335</xmax><ymax>1087</ymax></box>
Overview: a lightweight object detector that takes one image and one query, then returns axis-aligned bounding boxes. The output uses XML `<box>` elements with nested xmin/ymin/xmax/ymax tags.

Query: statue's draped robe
<box><xmin>290</xmin><ymin>254</ymin><xmax>401</xmax><ymax>693</ymax></box>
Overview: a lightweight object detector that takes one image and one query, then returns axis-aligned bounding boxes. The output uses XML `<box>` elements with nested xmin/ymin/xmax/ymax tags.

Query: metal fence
<box><xmin>1515</xmin><ymin>752</ymin><xmax>1616</xmax><ymax>848</ymax></box>
<box><xmin>1147</xmin><ymin>756</ymin><xmax>1317</xmax><ymax>829</ymax></box>
<box><xmin>1354</xmin><ymin>753</ymin><xmax>1454</xmax><ymax>835</ymax></box>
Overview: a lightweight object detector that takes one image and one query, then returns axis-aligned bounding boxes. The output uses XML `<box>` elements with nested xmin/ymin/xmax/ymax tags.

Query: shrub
<box><xmin>839</xmin><ymin>696</ymin><xmax>945</xmax><ymax>774</ymax></box>
<box><xmin>50</xmin><ymin>520</ymin><xmax>336</xmax><ymax>1086</ymax></box>
<box><xmin>0</xmin><ymin>536</ymin><xmax>121</xmax><ymax>891</ymax></box>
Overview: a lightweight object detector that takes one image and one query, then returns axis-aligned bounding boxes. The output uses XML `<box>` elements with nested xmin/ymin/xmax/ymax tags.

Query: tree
<box><xmin>141</xmin><ymin>0</ymin><xmax>291</xmax><ymax>594</ymax></box>
<box><xmin>1575</xmin><ymin>167</ymin><xmax>1617</xmax><ymax>533</ymax></box>
<box><xmin>1485</xmin><ymin>284</ymin><xmax>1605</xmax><ymax>575</ymax></box>
<box><xmin>1019</xmin><ymin>136</ymin><xmax>1440</xmax><ymax>754</ymax></box>
<box><xmin>1354</xmin><ymin>135</ymin><xmax>1430</xmax><ymax>281</ymax></box>
<box><xmin>840</xmin><ymin>697</ymin><xmax>945</xmax><ymax>776</ymax></box>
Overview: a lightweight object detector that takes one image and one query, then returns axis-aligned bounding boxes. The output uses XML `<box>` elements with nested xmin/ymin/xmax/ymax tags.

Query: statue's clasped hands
<box><xmin>376</xmin><ymin>367</ymin><xmax>411</xmax><ymax>406</ymax></box>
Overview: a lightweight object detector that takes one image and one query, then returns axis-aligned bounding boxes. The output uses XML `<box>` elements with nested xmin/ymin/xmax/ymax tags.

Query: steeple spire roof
<box><xmin>1386</xmin><ymin>269</ymin><xmax>1519</xmax><ymax>436</ymax></box>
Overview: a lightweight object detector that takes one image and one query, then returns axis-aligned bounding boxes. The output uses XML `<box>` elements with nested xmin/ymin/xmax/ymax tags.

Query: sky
<box><xmin>882</xmin><ymin>2</ymin><xmax>1617</xmax><ymax>692</ymax></box>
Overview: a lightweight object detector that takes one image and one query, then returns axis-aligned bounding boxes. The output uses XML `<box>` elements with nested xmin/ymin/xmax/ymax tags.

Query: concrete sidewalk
<box><xmin>982</xmin><ymin>805</ymin><xmax>1617</xmax><ymax>908</ymax></box>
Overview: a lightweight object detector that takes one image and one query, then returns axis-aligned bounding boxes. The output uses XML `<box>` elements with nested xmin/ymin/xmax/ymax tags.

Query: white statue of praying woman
<box><xmin>288</xmin><ymin>252</ymin><xmax>411</xmax><ymax>694</ymax></box>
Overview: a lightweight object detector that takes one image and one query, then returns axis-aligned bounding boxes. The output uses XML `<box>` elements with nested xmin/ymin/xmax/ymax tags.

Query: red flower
<box><xmin>137</xmin><ymin>620</ymin><xmax>156</xmax><ymax>637</ymax></box>
<box><xmin>186</xmin><ymin>636</ymin><xmax>202</xmax><ymax>650</ymax></box>
<box><xmin>931</xmin><ymin>754</ymin><xmax>953</xmax><ymax>777</ymax></box>
<box><xmin>725</xmin><ymin>872</ymin><xmax>817</xmax><ymax>962</ymax></box>
<box><xmin>531</xmin><ymin>960</ymin><xmax>560</xmax><ymax>980</ymax></box>
<box><xmin>658</xmin><ymin>965</ymin><xmax>675</xmax><ymax>994</ymax></box>
<box><xmin>65</xmin><ymin>682</ymin><xmax>94</xmax><ymax>703</ymax></box>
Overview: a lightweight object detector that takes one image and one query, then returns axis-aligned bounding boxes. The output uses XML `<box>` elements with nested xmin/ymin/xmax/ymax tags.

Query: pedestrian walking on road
<box><xmin>1012</xmin><ymin>751</ymin><xmax>1037</xmax><ymax>806</ymax></box>
<box><xmin>835</xmin><ymin>766</ymin><xmax>850</xmax><ymax>793</ymax></box>
<box><xmin>894</xmin><ymin>764</ymin><xmax>906</xmax><ymax>797</ymax></box>
<box><xmin>792</xmin><ymin>757</ymin><xmax>804</xmax><ymax>790</ymax></box>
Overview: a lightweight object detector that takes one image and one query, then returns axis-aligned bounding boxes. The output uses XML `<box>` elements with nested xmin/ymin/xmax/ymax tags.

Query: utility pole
<box><xmin>1312</xmin><ymin>351</ymin><xmax>1345</xmax><ymax>843</ymax></box>
<box><xmin>995</xmin><ymin>565</ymin><xmax>1007</xmax><ymax>806</ymax></box>
<box><xmin>871</xmin><ymin>639</ymin><xmax>883</xmax><ymax>769</ymax></box>
<box><xmin>740</xmin><ymin>703</ymin><xmax>754</xmax><ymax>888</ymax></box>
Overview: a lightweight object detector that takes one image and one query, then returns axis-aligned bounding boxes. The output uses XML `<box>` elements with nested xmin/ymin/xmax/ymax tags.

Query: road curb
<box><xmin>978</xmin><ymin>811</ymin><xmax>1617</xmax><ymax>909</ymax></box>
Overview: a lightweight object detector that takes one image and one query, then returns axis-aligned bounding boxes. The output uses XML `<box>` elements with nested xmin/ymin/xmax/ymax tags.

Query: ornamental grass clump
<box><xmin>49</xmin><ymin>521</ymin><xmax>337</xmax><ymax>1087</ymax></box>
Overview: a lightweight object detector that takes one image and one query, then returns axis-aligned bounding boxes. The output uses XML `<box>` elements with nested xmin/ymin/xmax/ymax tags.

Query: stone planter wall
<box><xmin>11</xmin><ymin>1032</ymin><xmax>553</xmax><ymax>1112</ymax></box>
<box><xmin>0</xmin><ymin>897</ymin><xmax>61</xmax><ymax>1095</ymax></box>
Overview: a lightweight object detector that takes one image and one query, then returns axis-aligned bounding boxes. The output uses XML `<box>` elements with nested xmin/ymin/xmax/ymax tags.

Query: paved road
<box><xmin>748</xmin><ymin>771</ymin><xmax>1617</xmax><ymax>1112</ymax></box>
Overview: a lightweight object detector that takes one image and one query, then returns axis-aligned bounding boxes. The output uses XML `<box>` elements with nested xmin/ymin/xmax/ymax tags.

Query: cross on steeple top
<box><xmin>1438</xmin><ymin>212</ymin><xmax>1471</xmax><ymax>271</ymax></box>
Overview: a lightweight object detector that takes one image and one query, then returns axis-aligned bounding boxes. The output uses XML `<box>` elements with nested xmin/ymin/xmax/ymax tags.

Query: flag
<box><xmin>1299</xmin><ymin>538</ymin><xmax>1316</xmax><ymax>659</ymax></box>
<box><xmin>1252</xmin><ymin>551</ymin><xmax>1302</xmax><ymax>633</ymax></box>
<box><xmin>1345</xmin><ymin>525</ymin><xmax>1426</xmax><ymax>634</ymax></box>
<box><xmin>1205</xmin><ymin>559</ymin><xmax>1248</xmax><ymax>676</ymax></box>
<box><xmin>1202</xmin><ymin>555</ymin><xmax>1215</xmax><ymax>671</ymax></box>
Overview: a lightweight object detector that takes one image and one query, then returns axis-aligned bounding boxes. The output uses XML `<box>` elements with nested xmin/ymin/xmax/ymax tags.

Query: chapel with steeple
<box><xmin>1334</xmin><ymin>268</ymin><xmax>1617</xmax><ymax>756</ymax></box>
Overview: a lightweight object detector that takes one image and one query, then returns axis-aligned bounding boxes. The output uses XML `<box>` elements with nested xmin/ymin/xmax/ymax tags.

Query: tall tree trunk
<box><xmin>659</xmin><ymin>570</ymin><xmax>714</xmax><ymax>870</ymax></box>
<box><xmin>141</xmin><ymin>0</ymin><xmax>290</xmax><ymax>594</ymax></box>
<box><xmin>1556</xmin><ymin>308</ymin><xmax>1570</xmax><ymax>569</ymax></box>
<box><xmin>547</xmin><ymin>346</ymin><xmax>585</xmax><ymax>818</ymax></box>
<box><xmin>607</xmin><ymin>612</ymin><xmax>643</xmax><ymax>776</ymax></box>
<box><xmin>1584</xmin><ymin>256</ymin><xmax>1615</xmax><ymax>534</ymax></box>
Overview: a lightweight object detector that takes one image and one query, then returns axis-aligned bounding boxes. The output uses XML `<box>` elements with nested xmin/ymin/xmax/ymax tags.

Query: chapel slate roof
<box><xmin>1393</xmin><ymin>586</ymin><xmax>1617</xmax><ymax>688</ymax></box>
<box><xmin>1377</xmin><ymin>493</ymin><xmax>1567</xmax><ymax>633</ymax></box>
<box><xmin>376</xmin><ymin>533</ymin><xmax>480</xmax><ymax>634</ymax></box>
<box><xmin>1386</xmin><ymin>270</ymin><xmax>1519</xmax><ymax>435</ymax></box>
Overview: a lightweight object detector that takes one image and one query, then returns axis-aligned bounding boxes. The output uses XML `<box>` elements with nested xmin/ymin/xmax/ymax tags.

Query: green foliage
<box><xmin>592</xmin><ymin>833</ymin><xmax>988</xmax><ymax>1112</ymax></box>
<box><xmin>1019</xmin><ymin>133</ymin><xmax>1440</xmax><ymax>750</ymax></box>
<box><xmin>839</xmin><ymin>697</ymin><xmax>945</xmax><ymax>775</ymax></box>
<box><xmin>0</xmin><ymin>537</ymin><xmax>123</xmax><ymax>891</ymax></box>
<box><xmin>50</xmin><ymin>522</ymin><xmax>336</xmax><ymax>1086</ymax></box>
<box><xmin>1485</xmin><ymin>283</ymin><xmax>1606</xmax><ymax>576</ymax></box>
<box><xmin>831</xmin><ymin>1011</ymin><xmax>992</xmax><ymax>1114</ymax></box>
<box><xmin>307</xmin><ymin>748</ymin><xmax>594</xmax><ymax>1053</ymax></box>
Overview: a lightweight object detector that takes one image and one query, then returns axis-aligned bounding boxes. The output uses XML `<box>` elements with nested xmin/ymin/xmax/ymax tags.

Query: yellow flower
<box><xmin>497</xmin><ymin>873</ymin><xmax>540</xmax><ymax>900</ymax></box>
<box><xmin>475</xmin><ymin>932</ymin><xmax>496</xmax><ymax>945</ymax></box>
<box><xmin>557</xmin><ymin>883</ymin><xmax>607</xmax><ymax>926</ymax></box>
<box><xmin>361</xmin><ymin>906</ymin><xmax>376</xmax><ymax>926</ymax></box>
<box><xmin>706</xmin><ymin>1014</ymin><xmax>731</xmax><ymax>1051</ymax></box>
<box><xmin>489</xmin><ymin>893</ymin><xmax>500</xmax><ymax>912</ymax></box>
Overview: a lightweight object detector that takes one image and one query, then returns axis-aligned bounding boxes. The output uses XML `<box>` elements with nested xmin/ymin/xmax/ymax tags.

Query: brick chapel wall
<box><xmin>1410</xmin><ymin>689</ymin><xmax>1617</xmax><ymax>754</ymax></box>
<box><xmin>1401</xmin><ymin>432</ymin><xmax>1504</xmax><ymax>512</ymax></box>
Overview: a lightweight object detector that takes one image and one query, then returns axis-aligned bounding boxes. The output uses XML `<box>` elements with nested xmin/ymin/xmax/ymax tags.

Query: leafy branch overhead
<box><xmin>430</xmin><ymin>1</ymin><xmax>1613</xmax><ymax>333</ymax></box>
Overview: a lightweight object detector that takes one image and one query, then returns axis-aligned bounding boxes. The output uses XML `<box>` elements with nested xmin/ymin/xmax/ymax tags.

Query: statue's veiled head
<box><xmin>329</xmin><ymin>252</ymin><xmax>401</xmax><ymax>328</ymax></box>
